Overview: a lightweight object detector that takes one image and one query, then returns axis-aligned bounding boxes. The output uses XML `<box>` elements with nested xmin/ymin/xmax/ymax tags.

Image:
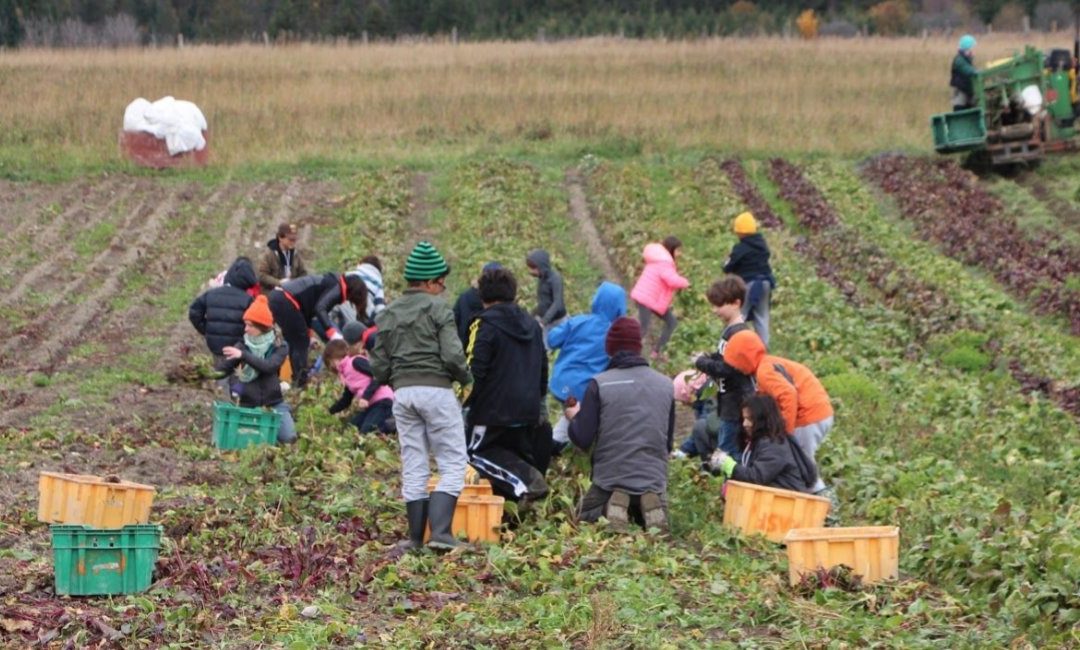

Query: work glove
<box><xmin>708</xmin><ymin>449</ymin><xmax>736</xmax><ymax>478</ymax></box>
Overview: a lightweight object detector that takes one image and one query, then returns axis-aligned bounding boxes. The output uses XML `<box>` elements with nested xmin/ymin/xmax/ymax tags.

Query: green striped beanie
<box><xmin>404</xmin><ymin>241</ymin><xmax>450</xmax><ymax>281</ymax></box>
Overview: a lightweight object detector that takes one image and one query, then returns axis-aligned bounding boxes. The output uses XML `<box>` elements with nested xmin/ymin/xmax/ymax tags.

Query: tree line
<box><xmin>1</xmin><ymin>0</ymin><xmax>1078</xmax><ymax>48</ymax></box>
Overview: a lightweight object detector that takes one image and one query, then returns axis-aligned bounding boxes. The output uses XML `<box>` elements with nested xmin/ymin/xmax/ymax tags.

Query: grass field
<box><xmin>1</xmin><ymin>37</ymin><xmax>1079</xmax><ymax>648</ymax></box>
<box><xmin>2</xmin><ymin>34</ymin><xmax>1079</xmax><ymax>175</ymax></box>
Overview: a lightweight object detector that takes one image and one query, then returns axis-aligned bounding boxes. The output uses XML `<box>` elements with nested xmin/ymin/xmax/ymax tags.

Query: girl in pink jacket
<box><xmin>324</xmin><ymin>332</ymin><xmax>395</xmax><ymax>434</ymax></box>
<box><xmin>629</xmin><ymin>236</ymin><xmax>690</xmax><ymax>361</ymax></box>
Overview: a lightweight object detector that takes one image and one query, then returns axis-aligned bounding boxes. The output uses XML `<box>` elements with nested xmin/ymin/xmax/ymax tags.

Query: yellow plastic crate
<box><xmin>722</xmin><ymin>480</ymin><xmax>830</xmax><ymax>543</ymax></box>
<box><xmin>427</xmin><ymin>477</ymin><xmax>494</xmax><ymax>498</ymax></box>
<box><xmin>38</xmin><ymin>472</ymin><xmax>156</xmax><ymax>528</ymax></box>
<box><xmin>783</xmin><ymin>526</ymin><xmax>900</xmax><ymax>585</ymax></box>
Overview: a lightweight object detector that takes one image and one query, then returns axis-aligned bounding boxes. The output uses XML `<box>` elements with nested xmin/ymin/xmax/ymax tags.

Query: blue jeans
<box><xmin>272</xmin><ymin>401</ymin><xmax>297</xmax><ymax>443</ymax></box>
<box><xmin>742</xmin><ymin>281</ymin><xmax>771</xmax><ymax>349</ymax></box>
<box><xmin>349</xmin><ymin>399</ymin><xmax>394</xmax><ymax>433</ymax></box>
<box><xmin>717</xmin><ymin>419</ymin><xmax>742</xmax><ymax>457</ymax></box>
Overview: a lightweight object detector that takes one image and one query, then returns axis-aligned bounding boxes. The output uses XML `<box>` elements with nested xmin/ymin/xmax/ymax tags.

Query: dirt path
<box><xmin>564</xmin><ymin>168</ymin><xmax>623</xmax><ymax>284</ymax></box>
<box><xmin>0</xmin><ymin>179</ymin><xmax>95</xmax><ymax>261</ymax></box>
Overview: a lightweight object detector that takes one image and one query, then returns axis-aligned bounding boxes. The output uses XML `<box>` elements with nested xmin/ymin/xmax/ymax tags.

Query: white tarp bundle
<box><xmin>123</xmin><ymin>97</ymin><xmax>208</xmax><ymax>155</ymax></box>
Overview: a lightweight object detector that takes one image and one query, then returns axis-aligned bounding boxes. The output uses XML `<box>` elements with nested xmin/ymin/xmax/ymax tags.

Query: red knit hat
<box><xmin>243</xmin><ymin>295</ymin><xmax>274</xmax><ymax>329</ymax></box>
<box><xmin>605</xmin><ymin>316</ymin><xmax>643</xmax><ymax>356</ymax></box>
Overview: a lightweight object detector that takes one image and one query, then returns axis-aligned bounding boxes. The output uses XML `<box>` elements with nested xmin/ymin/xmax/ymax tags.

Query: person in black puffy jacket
<box><xmin>188</xmin><ymin>257</ymin><xmax>258</xmax><ymax>360</ymax></box>
<box><xmin>267</xmin><ymin>272</ymin><xmax>368</xmax><ymax>388</ymax></box>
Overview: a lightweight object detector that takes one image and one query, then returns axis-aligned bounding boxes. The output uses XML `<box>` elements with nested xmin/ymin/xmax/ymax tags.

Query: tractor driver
<box><xmin>951</xmin><ymin>35</ymin><xmax>978</xmax><ymax>111</ymax></box>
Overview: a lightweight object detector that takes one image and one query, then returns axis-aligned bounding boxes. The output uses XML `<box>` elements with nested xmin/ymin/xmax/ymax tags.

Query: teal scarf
<box><xmin>239</xmin><ymin>330</ymin><xmax>275</xmax><ymax>383</ymax></box>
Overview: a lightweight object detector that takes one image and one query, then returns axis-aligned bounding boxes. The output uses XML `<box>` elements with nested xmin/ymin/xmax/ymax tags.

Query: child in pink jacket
<box><xmin>630</xmin><ymin>236</ymin><xmax>690</xmax><ymax>361</ymax></box>
<box><xmin>324</xmin><ymin>326</ymin><xmax>395</xmax><ymax>434</ymax></box>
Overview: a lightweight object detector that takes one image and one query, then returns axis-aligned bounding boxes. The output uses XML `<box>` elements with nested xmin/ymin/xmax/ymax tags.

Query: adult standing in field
<box><xmin>267</xmin><ymin>273</ymin><xmax>368</xmax><ymax>389</ymax></box>
<box><xmin>258</xmin><ymin>223</ymin><xmax>308</xmax><ymax>293</ymax></box>
<box><xmin>630</xmin><ymin>236</ymin><xmax>689</xmax><ymax>362</ymax></box>
<box><xmin>950</xmin><ymin>35</ymin><xmax>978</xmax><ymax>112</ymax></box>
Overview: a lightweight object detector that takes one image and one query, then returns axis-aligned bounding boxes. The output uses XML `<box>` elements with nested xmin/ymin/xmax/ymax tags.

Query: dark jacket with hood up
<box><xmin>526</xmin><ymin>249</ymin><xmax>567</xmax><ymax>325</ymax></box>
<box><xmin>731</xmin><ymin>434</ymin><xmax>817</xmax><ymax>494</ymax></box>
<box><xmin>723</xmin><ymin>234</ymin><xmax>775</xmax><ymax>285</ymax></box>
<box><xmin>465</xmin><ymin>302</ymin><xmax>548</xmax><ymax>427</ymax></box>
<box><xmin>189</xmin><ymin>257</ymin><xmax>258</xmax><ymax>355</ymax></box>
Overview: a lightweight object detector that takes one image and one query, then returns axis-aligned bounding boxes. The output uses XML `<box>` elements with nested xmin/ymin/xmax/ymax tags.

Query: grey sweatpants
<box><xmin>792</xmin><ymin>415</ymin><xmax>833</xmax><ymax>493</ymax></box>
<box><xmin>394</xmin><ymin>385</ymin><xmax>468</xmax><ymax>502</ymax></box>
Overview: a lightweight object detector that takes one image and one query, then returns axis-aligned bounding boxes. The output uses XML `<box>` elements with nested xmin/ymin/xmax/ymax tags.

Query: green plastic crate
<box><xmin>212</xmin><ymin>401</ymin><xmax>280</xmax><ymax>449</ymax></box>
<box><xmin>931</xmin><ymin>108</ymin><xmax>987</xmax><ymax>153</ymax></box>
<box><xmin>51</xmin><ymin>524</ymin><xmax>162</xmax><ymax>596</ymax></box>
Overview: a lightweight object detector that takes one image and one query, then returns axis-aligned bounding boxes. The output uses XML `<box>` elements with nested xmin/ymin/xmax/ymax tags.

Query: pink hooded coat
<box><xmin>630</xmin><ymin>243</ymin><xmax>690</xmax><ymax>315</ymax></box>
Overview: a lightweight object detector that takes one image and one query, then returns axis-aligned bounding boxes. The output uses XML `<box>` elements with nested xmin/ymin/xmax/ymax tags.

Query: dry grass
<box><xmin>1</xmin><ymin>34</ymin><xmax>1073</xmax><ymax>166</ymax></box>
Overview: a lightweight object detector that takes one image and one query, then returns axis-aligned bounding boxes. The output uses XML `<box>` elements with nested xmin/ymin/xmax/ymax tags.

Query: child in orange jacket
<box><xmin>721</xmin><ymin>330</ymin><xmax>833</xmax><ymax>493</ymax></box>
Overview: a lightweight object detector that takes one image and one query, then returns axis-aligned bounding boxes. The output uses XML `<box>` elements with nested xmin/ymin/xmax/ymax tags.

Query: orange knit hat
<box><xmin>243</xmin><ymin>295</ymin><xmax>274</xmax><ymax>329</ymax></box>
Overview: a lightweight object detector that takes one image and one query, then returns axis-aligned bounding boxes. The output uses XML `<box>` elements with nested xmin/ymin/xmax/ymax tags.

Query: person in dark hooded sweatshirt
<box><xmin>525</xmin><ymin>249</ymin><xmax>566</xmax><ymax>344</ymax></box>
<box><xmin>565</xmin><ymin>317</ymin><xmax>675</xmax><ymax>532</ymax></box>
<box><xmin>258</xmin><ymin>223</ymin><xmax>308</xmax><ymax>292</ymax></box>
<box><xmin>267</xmin><ymin>272</ymin><xmax>368</xmax><ymax>388</ymax></box>
<box><xmin>464</xmin><ymin>267</ymin><xmax>552</xmax><ymax>505</ymax></box>
<box><xmin>950</xmin><ymin>35</ymin><xmax>977</xmax><ymax>111</ymax></box>
<box><xmin>188</xmin><ymin>256</ymin><xmax>259</xmax><ymax>362</ymax></box>
<box><xmin>723</xmin><ymin>212</ymin><xmax>776</xmax><ymax>348</ymax></box>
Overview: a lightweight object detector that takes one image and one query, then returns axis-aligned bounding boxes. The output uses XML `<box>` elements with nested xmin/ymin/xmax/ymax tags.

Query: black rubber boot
<box><xmin>404</xmin><ymin>499</ymin><xmax>428</xmax><ymax>550</ymax></box>
<box><xmin>426</xmin><ymin>491</ymin><xmax>465</xmax><ymax>550</ymax></box>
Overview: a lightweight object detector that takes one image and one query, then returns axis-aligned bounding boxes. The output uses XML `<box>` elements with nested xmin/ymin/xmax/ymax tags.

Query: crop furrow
<box><xmin>863</xmin><ymin>155</ymin><xmax>1080</xmax><ymax>335</ymax></box>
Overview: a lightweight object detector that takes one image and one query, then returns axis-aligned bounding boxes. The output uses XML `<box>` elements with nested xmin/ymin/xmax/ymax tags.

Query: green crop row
<box><xmin>583</xmin><ymin>155</ymin><xmax>1080</xmax><ymax>644</ymax></box>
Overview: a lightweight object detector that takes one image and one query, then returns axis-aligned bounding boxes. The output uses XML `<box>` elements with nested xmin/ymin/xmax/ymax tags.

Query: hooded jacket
<box><xmin>465</xmin><ymin>302</ymin><xmax>548</xmax><ymax>427</ymax></box>
<box><xmin>189</xmin><ymin>258</ymin><xmax>258</xmax><ymax>355</ymax></box>
<box><xmin>453</xmin><ymin>286</ymin><xmax>484</xmax><ymax>348</ymax></box>
<box><xmin>258</xmin><ymin>238</ymin><xmax>307</xmax><ymax>292</ymax></box>
<box><xmin>723</xmin><ymin>233</ymin><xmax>775</xmax><ymax>285</ymax></box>
<box><xmin>547</xmin><ymin>282</ymin><xmax>627</xmax><ymax>402</ymax></box>
<box><xmin>526</xmin><ymin>249</ymin><xmax>567</xmax><ymax>325</ymax></box>
<box><xmin>630</xmin><ymin>243</ymin><xmax>690</xmax><ymax>315</ymax></box>
<box><xmin>723</xmin><ymin>330</ymin><xmax>833</xmax><ymax>433</ymax></box>
<box><xmin>731</xmin><ymin>434</ymin><xmax>817</xmax><ymax>493</ymax></box>
<box><xmin>278</xmin><ymin>273</ymin><xmax>351</xmax><ymax>335</ymax></box>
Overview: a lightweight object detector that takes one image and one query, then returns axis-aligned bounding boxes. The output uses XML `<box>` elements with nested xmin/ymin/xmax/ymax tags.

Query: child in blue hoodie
<box><xmin>547</xmin><ymin>281</ymin><xmax>627</xmax><ymax>452</ymax></box>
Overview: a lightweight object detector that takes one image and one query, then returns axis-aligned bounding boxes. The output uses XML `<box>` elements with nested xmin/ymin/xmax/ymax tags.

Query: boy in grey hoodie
<box><xmin>525</xmin><ymin>249</ymin><xmax>567</xmax><ymax>345</ymax></box>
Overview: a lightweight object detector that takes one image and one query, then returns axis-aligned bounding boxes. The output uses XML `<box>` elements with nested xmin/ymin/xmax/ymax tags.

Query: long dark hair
<box><xmin>742</xmin><ymin>393</ymin><xmax>787</xmax><ymax>445</ymax></box>
<box><xmin>345</xmin><ymin>275</ymin><xmax>368</xmax><ymax>314</ymax></box>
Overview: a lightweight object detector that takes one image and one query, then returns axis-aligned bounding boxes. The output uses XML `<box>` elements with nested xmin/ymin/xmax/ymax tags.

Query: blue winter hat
<box><xmin>482</xmin><ymin>261</ymin><xmax>503</xmax><ymax>273</ymax></box>
<box><xmin>959</xmin><ymin>35</ymin><xmax>976</xmax><ymax>51</ymax></box>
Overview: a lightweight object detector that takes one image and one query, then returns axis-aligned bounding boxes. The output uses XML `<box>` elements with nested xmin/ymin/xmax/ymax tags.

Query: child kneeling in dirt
<box><xmin>565</xmin><ymin>317</ymin><xmax>675</xmax><ymax>531</ymax></box>
<box><xmin>706</xmin><ymin>393</ymin><xmax>817</xmax><ymax>494</ymax></box>
<box><xmin>216</xmin><ymin>295</ymin><xmax>297</xmax><ymax>444</ymax></box>
<box><xmin>324</xmin><ymin>323</ymin><xmax>395</xmax><ymax>434</ymax></box>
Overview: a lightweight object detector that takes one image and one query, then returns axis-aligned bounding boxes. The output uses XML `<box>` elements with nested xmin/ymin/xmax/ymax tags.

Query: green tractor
<box><xmin>931</xmin><ymin>44</ymin><xmax>1079</xmax><ymax>166</ymax></box>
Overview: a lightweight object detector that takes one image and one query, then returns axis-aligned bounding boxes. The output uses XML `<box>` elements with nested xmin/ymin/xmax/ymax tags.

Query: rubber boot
<box><xmin>426</xmin><ymin>491</ymin><xmax>465</xmax><ymax>550</ymax></box>
<box><xmin>403</xmin><ymin>499</ymin><xmax>428</xmax><ymax>550</ymax></box>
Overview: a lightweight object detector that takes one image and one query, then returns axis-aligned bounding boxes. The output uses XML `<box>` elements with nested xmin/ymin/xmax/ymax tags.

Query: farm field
<box><xmin>1</xmin><ymin>39</ymin><xmax>1079</xmax><ymax>648</ymax></box>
